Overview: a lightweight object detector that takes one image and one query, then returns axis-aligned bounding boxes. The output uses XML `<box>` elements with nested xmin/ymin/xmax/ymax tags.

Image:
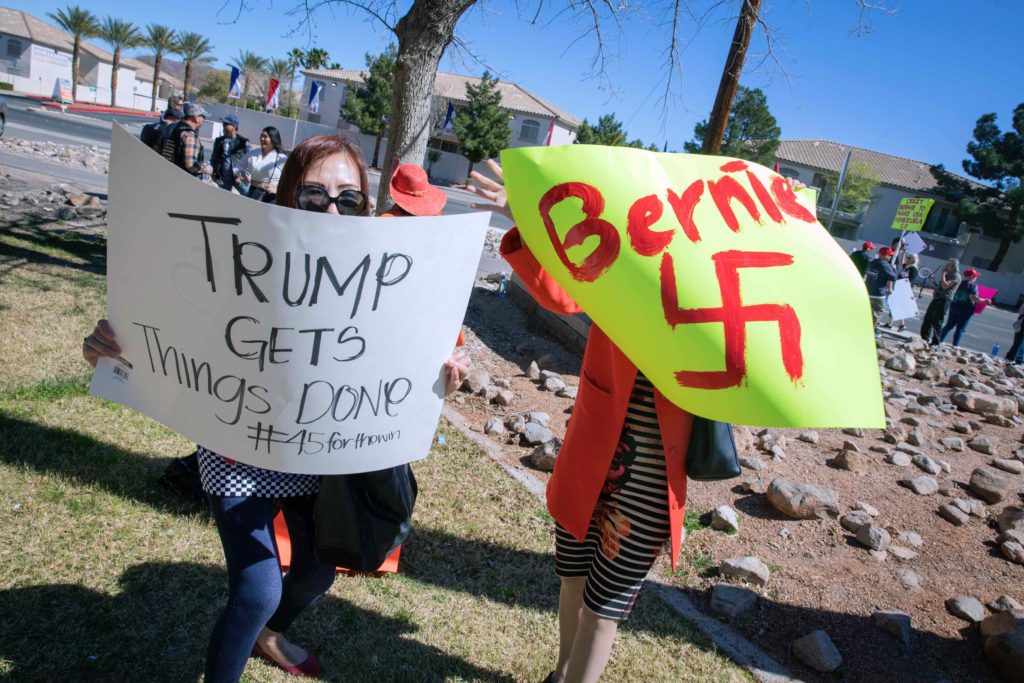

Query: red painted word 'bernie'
<box><xmin>537</xmin><ymin>160</ymin><xmax>809</xmax><ymax>390</ymax></box>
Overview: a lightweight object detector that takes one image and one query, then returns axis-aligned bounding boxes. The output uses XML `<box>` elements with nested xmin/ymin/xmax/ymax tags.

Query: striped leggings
<box><xmin>554</xmin><ymin>376</ymin><xmax>669</xmax><ymax>620</ymax></box>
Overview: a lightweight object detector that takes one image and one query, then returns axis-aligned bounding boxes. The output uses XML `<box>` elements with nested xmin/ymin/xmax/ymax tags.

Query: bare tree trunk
<box><xmin>466</xmin><ymin>157</ymin><xmax>473</xmax><ymax>180</ymax></box>
<box><xmin>151</xmin><ymin>53</ymin><xmax>161</xmax><ymax>112</ymax></box>
<box><xmin>376</xmin><ymin>0</ymin><xmax>477</xmax><ymax>210</ymax></box>
<box><xmin>111</xmin><ymin>49</ymin><xmax>120</xmax><ymax>107</ymax></box>
<box><xmin>702</xmin><ymin>0</ymin><xmax>762</xmax><ymax>154</ymax></box>
<box><xmin>71</xmin><ymin>41</ymin><xmax>80</xmax><ymax>102</ymax></box>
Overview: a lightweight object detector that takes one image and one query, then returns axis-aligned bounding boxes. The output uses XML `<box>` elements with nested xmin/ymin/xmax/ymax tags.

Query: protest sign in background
<box><xmin>887</xmin><ymin>279</ymin><xmax>918</xmax><ymax>321</ymax></box>
<box><xmin>890</xmin><ymin>197</ymin><xmax>934</xmax><ymax>232</ymax></box>
<box><xmin>91</xmin><ymin>126</ymin><xmax>489</xmax><ymax>474</ymax></box>
<box><xmin>501</xmin><ymin>145</ymin><xmax>885</xmax><ymax>428</ymax></box>
<box><xmin>976</xmin><ymin>285</ymin><xmax>998</xmax><ymax>314</ymax></box>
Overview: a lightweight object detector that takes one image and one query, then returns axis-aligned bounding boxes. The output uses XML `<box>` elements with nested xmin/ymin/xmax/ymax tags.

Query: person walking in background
<box><xmin>1005</xmin><ymin>302</ymin><xmax>1024</xmax><ymax>364</ymax></box>
<box><xmin>377</xmin><ymin>163</ymin><xmax>447</xmax><ymax>217</ymax></box>
<box><xmin>920</xmin><ymin>258</ymin><xmax>961</xmax><ymax>345</ymax></box>
<box><xmin>938</xmin><ymin>268</ymin><xmax>991</xmax><ymax>347</ymax></box>
<box><xmin>241</xmin><ymin>127</ymin><xmax>287</xmax><ymax>203</ymax></box>
<box><xmin>211</xmin><ymin>115</ymin><xmax>250</xmax><ymax>193</ymax></box>
<box><xmin>140</xmin><ymin>107</ymin><xmax>182</xmax><ymax>153</ymax></box>
<box><xmin>893</xmin><ymin>253</ymin><xmax>920</xmax><ymax>332</ymax></box>
<box><xmin>850</xmin><ymin>241</ymin><xmax>875</xmax><ymax>276</ymax></box>
<box><xmin>864</xmin><ymin>246</ymin><xmax>897</xmax><ymax>327</ymax></box>
<box><xmin>162</xmin><ymin>102</ymin><xmax>211</xmax><ymax>178</ymax></box>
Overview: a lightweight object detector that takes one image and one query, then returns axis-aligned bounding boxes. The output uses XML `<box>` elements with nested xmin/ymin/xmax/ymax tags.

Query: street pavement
<box><xmin>2</xmin><ymin>95</ymin><xmax>1019</xmax><ymax>357</ymax></box>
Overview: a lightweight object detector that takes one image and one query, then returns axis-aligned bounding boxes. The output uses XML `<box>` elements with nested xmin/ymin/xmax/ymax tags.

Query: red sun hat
<box><xmin>964</xmin><ymin>268</ymin><xmax>979</xmax><ymax>277</ymax></box>
<box><xmin>878</xmin><ymin>246</ymin><xmax>895</xmax><ymax>256</ymax></box>
<box><xmin>863</xmin><ymin>241</ymin><xmax>875</xmax><ymax>250</ymax></box>
<box><xmin>389</xmin><ymin>163</ymin><xmax>447</xmax><ymax>216</ymax></box>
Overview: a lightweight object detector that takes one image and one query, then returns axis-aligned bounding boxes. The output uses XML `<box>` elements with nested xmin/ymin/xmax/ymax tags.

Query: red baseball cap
<box><xmin>878</xmin><ymin>246</ymin><xmax>895</xmax><ymax>256</ymax></box>
<box><xmin>862</xmin><ymin>241</ymin><xmax>875</xmax><ymax>250</ymax></box>
<box><xmin>964</xmin><ymin>268</ymin><xmax>979</xmax><ymax>277</ymax></box>
<box><xmin>389</xmin><ymin>163</ymin><xmax>447</xmax><ymax>216</ymax></box>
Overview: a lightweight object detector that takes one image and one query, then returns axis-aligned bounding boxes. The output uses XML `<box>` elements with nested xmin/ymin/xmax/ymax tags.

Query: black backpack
<box><xmin>140</xmin><ymin>121</ymin><xmax>164</xmax><ymax>150</ymax></box>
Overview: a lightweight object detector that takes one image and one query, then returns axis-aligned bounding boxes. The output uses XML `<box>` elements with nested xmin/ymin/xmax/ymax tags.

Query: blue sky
<box><xmin>17</xmin><ymin>0</ymin><xmax>1024</xmax><ymax>173</ymax></box>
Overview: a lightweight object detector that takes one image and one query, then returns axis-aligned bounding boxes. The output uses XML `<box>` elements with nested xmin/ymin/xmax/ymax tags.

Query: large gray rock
<box><xmin>968</xmin><ymin>435</ymin><xmax>998</xmax><ymax>455</ymax></box>
<box><xmin>530</xmin><ymin>437</ymin><xmax>562</xmax><ymax>471</ymax></box>
<box><xmin>941</xmin><ymin>437</ymin><xmax>966</xmax><ymax>451</ymax></box>
<box><xmin>720</xmin><ymin>556</ymin><xmax>770</xmax><ymax>586</ymax></box>
<box><xmin>462</xmin><ymin>369</ymin><xmax>491</xmax><ymax>393</ymax></box>
<box><xmin>899</xmin><ymin>476</ymin><xmax>939</xmax><ymax>496</ymax></box>
<box><xmin>886</xmin><ymin>353</ymin><xmax>916</xmax><ymax>373</ymax></box>
<box><xmin>951</xmin><ymin>391</ymin><xmax>1019</xmax><ymax>417</ymax></box>
<box><xmin>997</xmin><ymin>507</ymin><xmax>1024</xmax><ymax>533</ymax></box>
<box><xmin>856</xmin><ymin>524</ymin><xmax>892</xmax><ymax>551</ymax></box>
<box><xmin>912</xmin><ymin>454</ymin><xmax>942</xmax><ymax>475</ymax></box>
<box><xmin>711</xmin><ymin>505</ymin><xmax>740</xmax><ymax>533</ymax></box>
<box><xmin>886</xmin><ymin>452</ymin><xmax>912</xmax><ymax>467</ymax></box>
<box><xmin>980</xmin><ymin>610</ymin><xmax>1024</xmax><ymax>682</ymax></box>
<box><xmin>834</xmin><ymin>449</ymin><xmax>872</xmax><ymax>472</ymax></box>
<box><xmin>767</xmin><ymin>478</ymin><xmax>839</xmax><ymax>519</ymax></box>
<box><xmin>993</xmin><ymin>458</ymin><xmax>1024</xmax><ymax>474</ymax></box>
<box><xmin>938</xmin><ymin>504</ymin><xmax>969</xmax><ymax>526</ymax></box>
<box><xmin>792</xmin><ymin>630</ymin><xmax>843</xmax><ymax>673</ymax></box>
<box><xmin>946</xmin><ymin>596</ymin><xmax>986</xmax><ymax>623</ymax></box>
<box><xmin>521</xmin><ymin>423</ymin><xmax>553</xmax><ymax>446</ymax></box>
<box><xmin>873</xmin><ymin>610</ymin><xmax>913</xmax><ymax>645</ymax></box>
<box><xmin>1002</xmin><ymin>541</ymin><xmax>1024</xmax><ymax>565</ymax></box>
<box><xmin>840</xmin><ymin>510</ymin><xmax>873</xmax><ymax>533</ymax></box>
<box><xmin>969</xmin><ymin>466</ymin><xmax>1013</xmax><ymax>504</ymax></box>
<box><xmin>543</xmin><ymin>376</ymin><xmax>566</xmax><ymax>392</ymax></box>
<box><xmin>484</xmin><ymin>417</ymin><xmax>505</xmax><ymax>436</ymax></box>
<box><xmin>798</xmin><ymin>431</ymin><xmax>820</xmax><ymax>444</ymax></box>
<box><xmin>709</xmin><ymin>583</ymin><xmax>758</xmax><ymax>618</ymax></box>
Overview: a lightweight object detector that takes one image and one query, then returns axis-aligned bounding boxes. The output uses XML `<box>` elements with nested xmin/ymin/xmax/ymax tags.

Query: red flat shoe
<box><xmin>252</xmin><ymin>641</ymin><xmax>323</xmax><ymax>678</ymax></box>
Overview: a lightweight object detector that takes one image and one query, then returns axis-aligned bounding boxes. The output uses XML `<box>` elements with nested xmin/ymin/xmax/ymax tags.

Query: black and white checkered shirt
<box><xmin>197</xmin><ymin>446</ymin><xmax>319</xmax><ymax>498</ymax></box>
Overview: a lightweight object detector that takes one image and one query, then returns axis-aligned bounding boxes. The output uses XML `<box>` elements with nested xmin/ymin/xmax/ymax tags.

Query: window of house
<box><xmin>307</xmin><ymin>113</ymin><xmax>321</xmax><ymax>124</ymax></box>
<box><xmin>6</xmin><ymin>39</ymin><xmax>21</xmax><ymax>59</ymax></box>
<box><xmin>922</xmin><ymin>204</ymin><xmax>959</xmax><ymax>238</ymax></box>
<box><xmin>779</xmin><ymin>166</ymin><xmax>800</xmax><ymax>179</ymax></box>
<box><xmin>428</xmin><ymin>137</ymin><xmax>461</xmax><ymax>154</ymax></box>
<box><xmin>810</xmin><ymin>172</ymin><xmax>833</xmax><ymax>207</ymax></box>
<box><xmin>519</xmin><ymin>119</ymin><xmax>540</xmax><ymax>143</ymax></box>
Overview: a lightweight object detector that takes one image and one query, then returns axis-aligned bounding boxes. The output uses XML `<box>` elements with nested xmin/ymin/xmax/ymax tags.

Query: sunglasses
<box><xmin>295</xmin><ymin>185</ymin><xmax>367</xmax><ymax>215</ymax></box>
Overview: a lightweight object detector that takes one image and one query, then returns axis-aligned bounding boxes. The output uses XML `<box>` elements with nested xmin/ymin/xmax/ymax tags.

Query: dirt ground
<box><xmin>456</xmin><ymin>271</ymin><xmax>1024</xmax><ymax>683</ymax></box>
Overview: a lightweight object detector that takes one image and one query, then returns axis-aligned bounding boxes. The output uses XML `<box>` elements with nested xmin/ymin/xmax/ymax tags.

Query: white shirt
<box><xmin>243</xmin><ymin>149</ymin><xmax>287</xmax><ymax>185</ymax></box>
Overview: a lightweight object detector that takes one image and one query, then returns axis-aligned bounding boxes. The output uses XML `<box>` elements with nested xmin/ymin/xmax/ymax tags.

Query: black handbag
<box><xmin>685</xmin><ymin>416</ymin><xmax>742</xmax><ymax>481</ymax></box>
<box><xmin>314</xmin><ymin>464</ymin><xmax>418</xmax><ymax>571</ymax></box>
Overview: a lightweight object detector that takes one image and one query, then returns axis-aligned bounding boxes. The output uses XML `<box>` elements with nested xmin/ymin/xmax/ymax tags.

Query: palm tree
<box><xmin>98</xmin><ymin>18</ymin><xmax>141</xmax><ymax>107</ymax></box>
<box><xmin>231</xmin><ymin>50</ymin><xmax>269</xmax><ymax>108</ymax></box>
<box><xmin>47</xmin><ymin>6</ymin><xmax>99</xmax><ymax>102</ymax></box>
<box><xmin>267</xmin><ymin>57</ymin><xmax>290</xmax><ymax>111</ymax></box>
<box><xmin>175</xmin><ymin>32</ymin><xmax>214</xmax><ymax>99</ymax></box>
<box><xmin>144</xmin><ymin>24</ymin><xmax>176</xmax><ymax>112</ymax></box>
<box><xmin>286</xmin><ymin>48</ymin><xmax>305</xmax><ymax>117</ymax></box>
<box><xmin>304</xmin><ymin>47</ymin><xmax>330</xmax><ymax>70</ymax></box>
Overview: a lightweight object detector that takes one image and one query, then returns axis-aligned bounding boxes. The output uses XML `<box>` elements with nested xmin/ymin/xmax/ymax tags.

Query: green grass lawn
<box><xmin>0</xmin><ymin>220</ymin><xmax>750</xmax><ymax>682</ymax></box>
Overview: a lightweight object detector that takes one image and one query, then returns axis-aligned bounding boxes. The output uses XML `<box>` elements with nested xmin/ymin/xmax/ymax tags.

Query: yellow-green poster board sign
<box><xmin>500</xmin><ymin>145</ymin><xmax>884</xmax><ymax>428</ymax></box>
<box><xmin>891</xmin><ymin>197</ymin><xmax>934</xmax><ymax>232</ymax></box>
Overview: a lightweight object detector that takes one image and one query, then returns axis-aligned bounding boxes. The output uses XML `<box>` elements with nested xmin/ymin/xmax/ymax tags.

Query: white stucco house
<box><xmin>775</xmin><ymin>139</ymin><xmax>1024</xmax><ymax>304</ymax></box>
<box><xmin>299</xmin><ymin>68</ymin><xmax>580</xmax><ymax>182</ymax></box>
<box><xmin>0</xmin><ymin>6</ymin><xmax>181</xmax><ymax>110</ymax></box>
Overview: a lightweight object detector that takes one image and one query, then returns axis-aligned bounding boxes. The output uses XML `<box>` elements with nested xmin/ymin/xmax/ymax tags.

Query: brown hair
<box><xmin>275</xmin><ymin>134</ymin><xmax>371</xmax><ymax>216</ymax></box>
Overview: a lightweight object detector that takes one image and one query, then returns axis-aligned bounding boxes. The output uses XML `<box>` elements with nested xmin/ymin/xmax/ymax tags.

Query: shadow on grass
<box><xmin>0</xmin><ymin>561</ymin><xmax>517</xmax><ymax>683</ymax></box>
<box><xmin>0</xmin><ymin>221</ymin><xmax>107</xmax><ymax>278</ymax></box>
<box><xmin>0</xmin><ymin>412</ymin><xmax>204</xmax><ymax>516</ymax></box>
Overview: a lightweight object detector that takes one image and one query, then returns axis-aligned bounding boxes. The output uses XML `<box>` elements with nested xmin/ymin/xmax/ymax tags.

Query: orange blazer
<box><xmin>501</xmin><ymin>228</ymin><xmax>693</xmax><ymax>570</ymax></box>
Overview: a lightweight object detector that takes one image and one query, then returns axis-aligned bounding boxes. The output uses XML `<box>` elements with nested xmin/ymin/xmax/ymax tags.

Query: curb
<box><xmin>439</xmin><ymin>404</ymin><xmax>800</xmax><ymax>683</ymax></box>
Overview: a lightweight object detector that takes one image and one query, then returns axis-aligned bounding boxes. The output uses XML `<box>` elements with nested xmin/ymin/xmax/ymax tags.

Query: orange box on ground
<box><xmin>273</xmin><ymin>511</ymin><xmax>401</xmax><ymax>574</ymax></box>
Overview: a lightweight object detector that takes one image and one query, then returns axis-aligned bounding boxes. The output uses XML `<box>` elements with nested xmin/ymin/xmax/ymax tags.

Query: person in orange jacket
<box><xmin>468</xmin><ymin>160</ymin><xmax>693</xmax><ymax>683</ymax></box>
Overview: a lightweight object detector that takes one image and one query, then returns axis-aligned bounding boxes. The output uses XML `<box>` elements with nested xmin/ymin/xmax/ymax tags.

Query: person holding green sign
<box><xmin>468</xmin><ymin>160</ymin><xmax>695</xmax><ymax>683</ymax></box>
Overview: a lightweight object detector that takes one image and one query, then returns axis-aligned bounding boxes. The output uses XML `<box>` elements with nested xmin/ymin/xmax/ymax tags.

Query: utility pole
<box><xmin>702</xmin><ymin>0</ymin><xmax>763</xmax><ymax>154</ymax></box>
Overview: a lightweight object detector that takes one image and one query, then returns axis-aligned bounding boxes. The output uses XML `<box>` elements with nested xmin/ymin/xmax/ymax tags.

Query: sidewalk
<box><xmin>37</xmin><ymin>99</ymin><xmax>157</xmax><ymax>117</ymax></box>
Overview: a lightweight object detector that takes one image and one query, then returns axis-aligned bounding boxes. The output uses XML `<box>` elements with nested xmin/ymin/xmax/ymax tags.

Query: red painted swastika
<box><xmin>660</xmin><ymin>250</ymin><xmax>804</xmax><ymax>390</ymax></box>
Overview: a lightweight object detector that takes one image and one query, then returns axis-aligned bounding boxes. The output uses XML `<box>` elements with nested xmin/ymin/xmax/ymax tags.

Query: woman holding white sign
<box><xmin>467</xmin><ymin>161</ymin><xmax>694</xmax><ymax>683</ymax></box>
<box><xmin>84</xmin><ymin>134</ymin><xmax>471</xmax><ymax>682</ymax></box>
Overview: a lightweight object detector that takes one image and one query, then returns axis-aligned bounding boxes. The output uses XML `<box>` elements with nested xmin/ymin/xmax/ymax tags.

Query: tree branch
<box><xmin>851</xmin><ymin>0</ymin><xmax>898</xmax><ymax>37</ymax></box>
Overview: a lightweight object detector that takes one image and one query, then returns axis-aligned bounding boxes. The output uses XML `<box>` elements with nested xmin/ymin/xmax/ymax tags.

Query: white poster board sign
<box><xmin>902</xmin><ymin>231</ymin><xmax>928</xmax><ymax>255</ymax></box>
<box><xmin>91</xmin><ymin>125</ymin><xmax>489</xmax><ymax>474</ymax></box>
<box><xmin>887</xmin><ymin>278</ymin><xmax>918</xmax><ymax>321</ymax></box>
